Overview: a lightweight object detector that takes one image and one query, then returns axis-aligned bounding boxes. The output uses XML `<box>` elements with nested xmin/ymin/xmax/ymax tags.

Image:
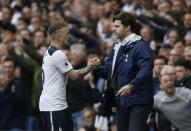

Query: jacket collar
<box><xmin>118</xmin><ymin>33</ymin><xmax>142</xmax><ymax>51</ymax></box>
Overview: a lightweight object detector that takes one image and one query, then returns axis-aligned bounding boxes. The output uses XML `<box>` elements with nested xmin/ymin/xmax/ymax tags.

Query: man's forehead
<box><xmin>113</xmin><ymin>20</ymin><xmax>122</xmax><ymax>25</ymax></box>
<box><xmin>161</xmin><ymin>74</ymin><xmax>171</xmax><ymax>80</ymax></box>
<box><xmin>161</xmin><ymin>66</ymin><xmax>176</xmax><ymax>75</ymax></box>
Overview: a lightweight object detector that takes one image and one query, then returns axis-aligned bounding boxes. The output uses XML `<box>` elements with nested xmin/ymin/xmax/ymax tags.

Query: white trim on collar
<box><xmin>118</xmin><ymin>33</ymin><xmax>142</xmax><ymax>46</ymax></box>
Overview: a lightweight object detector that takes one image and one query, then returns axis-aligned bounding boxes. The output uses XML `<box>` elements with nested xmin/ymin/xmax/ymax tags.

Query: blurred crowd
<box><xmin>0</xmin><ymin>0</ymin><xmax>191</xmax><ymax>131</ymax></box>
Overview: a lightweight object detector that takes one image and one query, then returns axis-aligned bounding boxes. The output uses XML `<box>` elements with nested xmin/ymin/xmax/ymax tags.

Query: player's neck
<box><xmin>50</xmin><ymin>42</ymin><xmax>61</xmax><ymax>49</ymax></box>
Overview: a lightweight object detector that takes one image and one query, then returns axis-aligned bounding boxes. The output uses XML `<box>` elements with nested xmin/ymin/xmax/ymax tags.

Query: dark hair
<box><xmin>155</xmin><ymin>55</ymin><xmax>168</xmax><ymax>64</ymax></box>
<box><xmin>3</xmin><ymin>56</ymin><xmax>16</xmax><ymax>67</ymax></box>
<box><xmin>176</xmin><ymin>58</ymin><xmax>191</xmax><ymax>70</ymax></box>
<box><xmin>175</xmin><ymin>39</ymin><xmax>185</xmax><ymax>45</ymax></box>
<box><xmin>167</xmin><ymin>27</ymin><xmax>180</xmax><ymax>38</ymax></box>
<box><xmin>48</xmin><ymin>22</ymin><xmax>68</xmax><ymax>36</ymax></box>
<box><xmin>113</xmin><ymin>12</ymin><xmax>136</xmax><ymax>31</ymax></box>
<box><xmin>2</xmin><ymin>24</ymin><xmax>16</xmax><ymax>33</ymax></box>
<box><xmin>63</xmin><ymin>44</ymin><xmax>70</xmax><ymax>50</ymax></box>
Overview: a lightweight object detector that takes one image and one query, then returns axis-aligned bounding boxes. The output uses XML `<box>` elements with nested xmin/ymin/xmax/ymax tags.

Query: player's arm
<box><xmin>65</xmin><ymin>58</ymin><xmax>100</xmax><ymax>80</ymax></box>
<box><xmin>65</xmin><ymin>66</ymin><xmax>92</xmax><ymax>80</ymax></box>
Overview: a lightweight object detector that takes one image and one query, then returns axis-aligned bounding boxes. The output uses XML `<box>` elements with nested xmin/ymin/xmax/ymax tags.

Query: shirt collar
<box><xmin>119</xmin><ymin>33</ymin><xmax>135</xmax><ymax>46</ymax></box>
<box><xmin>118</xmin><ymin>33</ymin><xmax>141</xmax><ymax>46</ymax></box>
<box><xmin>114</xmin><ymin>33</ymin><xmax>142</xmax><ymax>47</ymax></box>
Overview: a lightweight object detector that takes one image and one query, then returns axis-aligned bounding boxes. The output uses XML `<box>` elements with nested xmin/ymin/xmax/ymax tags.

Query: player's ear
<box><xmin>57</xmin><ymin>33</ymin><xmax>62</xmax><ymax>41</ymax></box>
<box><xmin>125</xmin><ymin>25</ymin><xmax>130</xmax><ymax>32</ymax></box>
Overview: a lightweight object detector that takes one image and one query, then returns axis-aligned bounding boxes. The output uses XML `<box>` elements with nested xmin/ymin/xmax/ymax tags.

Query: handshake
<box><xmin>87</xmin><ymin>57</ymin><xmax>101</xmax><ymax>70</ymax></box>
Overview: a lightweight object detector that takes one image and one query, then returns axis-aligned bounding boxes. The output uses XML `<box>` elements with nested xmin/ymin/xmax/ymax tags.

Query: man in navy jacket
<box><xmin>96</xmin><ymin>12</ymin><xmax>154</xmax><ymax>131</ymax></box>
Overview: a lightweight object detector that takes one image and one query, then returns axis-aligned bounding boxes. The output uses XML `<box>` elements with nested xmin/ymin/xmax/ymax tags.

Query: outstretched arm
<box><xmin>65</xmin><ymin>57</ymin><xmax>101</xmax><ymax>80</ymax></box>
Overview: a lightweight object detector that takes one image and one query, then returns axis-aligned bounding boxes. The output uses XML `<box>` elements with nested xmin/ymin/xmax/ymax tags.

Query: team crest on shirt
<box><xmin>125</xmin><ymin>54</ymin><xmax>128</xmax><ymax>62</ymax></box>
<box><xmin>123</xmin><ymin>53</ymin><xmax>128</xmax><ymax>62</ymax></box>
<box><xmin>59</xmin><ymin>127</ymin><xmax>62</xmax><ymax>131</ymax></box>
<box><xmin>65</xmin><ymin>62</ymin><xmax>68</xmax><ymax>66</ymax></box>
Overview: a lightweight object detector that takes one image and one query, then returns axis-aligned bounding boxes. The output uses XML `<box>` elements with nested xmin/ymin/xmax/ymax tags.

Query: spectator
<box><xmin>78</xmin><ymin>106</ymin><xmax>96</xmax><ymax>131</ymax></box>
<box><xmin>175</xmin><ymin>58</ymin><xmax>191</xmax><ymax>89</ymax></box>
<box><xmin>140</xmin><ymin>25</ymin><xmax>155</xmax><ymax>43</ymax></box>
<box><xmin>153</xmin><ymin>56</ymin><xmax>167</xmax><ymax>94</ymax></box>
<box><xmin>168</xmin><ymin>48</ymin><xmax>182</xmax><ymax>65</ymax></box>
<box><xmin>0</xmin><ymin>57</ymin><xmax>28</xmax><ymax>130</ymax></box>
<box><xmin>165</xmin><ymin>28</ymin><xmax>180</xmax><ymax>47</ymax></box>
<box><xmin>173</xmin><ymin>40</ymin><xmax>185</xmax><ymax>53</ymax></box>
<box><xmin>1</xmin><ymin>6</ymin><xmax>13</xmax><ymax>25</ymax></box>
<box><xmin>183</xmin><ymin>12</ymin><xmax>191</xmax><ymax>34</ymax></box>
<box><xmin>28</xmin><ymin>16</ymin><xmax>43</xmax><ymax>33</ymax></box>
<box><xmin>33</xmin><ymin>30</ymin><xmax>47</xmax><ymax>48</ymax></box>
<box><xmin>184</xmin><ymin>45</ymin><xmax>191</xmax><ymax>61</ymax></box>
<box><xmin>150</xmin><ymin>73</ymin><xmax>191</xmax><ymax>131</ymax></box>
<box><xmin>184</xmin><ymin>32</ymin><xmax>191</xmax><ymax>46</ymax></box>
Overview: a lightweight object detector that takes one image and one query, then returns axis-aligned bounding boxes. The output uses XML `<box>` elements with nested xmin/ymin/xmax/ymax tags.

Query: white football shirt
<box><xmin>39</xmin><ymin>46</ymin><xmax>73</xmax><ymax>111</ymax></box>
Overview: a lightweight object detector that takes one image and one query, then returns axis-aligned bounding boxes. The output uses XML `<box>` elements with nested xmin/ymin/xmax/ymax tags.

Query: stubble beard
<box><xmin>114</xmin><ymin>32</ymin><xmax>123</xmax><ymax>40</ymax></box>
<box><xmin>61</xmin><ymin>41</ymin><xmax>68</xmax><ymax>48</ymax></box>
<box><xmin>117</xmin><ymin>33</ymin><xmax>126</xmax><ymax>41</ymax></box>
<box><xmin>116</xmin><ymin>29</ymin><xmax>128</xmax><ymax>40</ymax></box>
<box><xmin>61</xmin><ymin>42</ymin><xmax>65</xmax><ymax>48</ymax></box>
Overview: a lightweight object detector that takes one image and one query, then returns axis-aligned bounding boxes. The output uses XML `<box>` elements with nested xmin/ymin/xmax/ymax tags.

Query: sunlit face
<box><xmin>176</xmin><ymin>66</ymin><xmax>187</xmax><ymax>81</ymax></box>
<box><xmin>113</xmin><ymin>20</ymin><xmax>128</xmax><ymax>39</ymax></box>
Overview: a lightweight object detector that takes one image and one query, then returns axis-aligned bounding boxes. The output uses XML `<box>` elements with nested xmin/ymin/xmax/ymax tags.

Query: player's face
<box><xmin>57</xmin><ymin>27</ymin><xmax>70</xmax><ymax>47</ymax></box>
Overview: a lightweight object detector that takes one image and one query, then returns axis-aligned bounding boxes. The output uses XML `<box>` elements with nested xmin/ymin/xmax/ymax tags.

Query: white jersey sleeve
<box><xmin>52</xmin><ymin>50</ymin><xmax>73</xmax><ymax>73</ymax></box>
